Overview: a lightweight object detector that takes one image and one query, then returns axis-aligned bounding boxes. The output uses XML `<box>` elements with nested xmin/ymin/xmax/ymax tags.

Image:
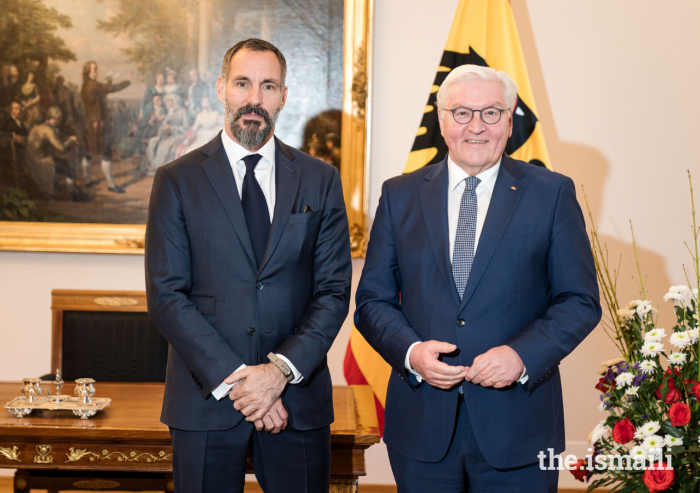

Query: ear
<box><xmin>216</xmin><ymin>77</ymin><xmax>225</xmax><ymax>105</ymax></box>
<box><xmin>437</xmin><ymin>109</ymin><xmax>446</xmax><ymax>138</ymax></box>
<box><xmin>507</xmin><ymin>101</ymin><xmax>515</xmax><ymax>138</ymax></box>
<box><xmin>280</xmin><ymin>85</ymin><xmax>288</xmax><ymax>110</ymax></box>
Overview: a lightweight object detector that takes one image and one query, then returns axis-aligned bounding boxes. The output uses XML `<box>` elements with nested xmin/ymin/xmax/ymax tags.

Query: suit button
<box><xmin>457</xmin><ymin>319</ymin><xmax>466</xmax><ymax>327</ymax></box>
<box><xmin>247</xmin><ymin>327</ymin><xmax>256</xmax><ymax>335</ymax></box>
<box><xmin>256</xmin><ymin>282</ymin><xmax>264</xmax><ymax>290</ymax></box>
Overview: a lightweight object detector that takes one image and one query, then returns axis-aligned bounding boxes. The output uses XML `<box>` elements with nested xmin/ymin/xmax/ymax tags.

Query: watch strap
<box><xmin>268</xmin><ymin>353</ymin><xmax>294</xmax><ymax>383</ymax></box>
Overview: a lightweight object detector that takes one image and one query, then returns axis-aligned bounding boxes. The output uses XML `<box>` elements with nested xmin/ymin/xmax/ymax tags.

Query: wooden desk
<box><xmin>0</xmin><ymin>383</ymin><xmax>380</xmax><ymax>492</ymax></box>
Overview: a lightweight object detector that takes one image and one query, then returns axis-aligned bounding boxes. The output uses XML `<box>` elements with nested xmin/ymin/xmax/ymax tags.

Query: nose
<box><xmin>466</xmin><ymin>112</ymin><xmax>486</xmax><ymax>134</ymax></box>
<box><xmin>248</xmin><ymin>85</ymin><xmax>262</xmax><ymax>106</ymax></box>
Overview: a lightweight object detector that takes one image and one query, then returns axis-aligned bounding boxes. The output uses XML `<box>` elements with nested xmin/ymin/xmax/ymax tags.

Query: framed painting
<box><xmin>0</xmin><ymin>0</ymin><xmax>371</xmax><ymax>257</ymax></box>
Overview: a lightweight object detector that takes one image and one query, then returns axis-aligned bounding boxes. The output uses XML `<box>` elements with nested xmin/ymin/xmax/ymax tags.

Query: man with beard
<box><xmin>145</xmin><ymin>39</ymin><xmax>351</xmax><ymax>493</ymax></box>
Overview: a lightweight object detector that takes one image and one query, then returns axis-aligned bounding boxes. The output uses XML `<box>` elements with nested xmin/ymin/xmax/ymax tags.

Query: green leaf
<box><xmin>662</xmin><ymin>420</ymin><xmax>685</xmax><ymax>437</ymax></box>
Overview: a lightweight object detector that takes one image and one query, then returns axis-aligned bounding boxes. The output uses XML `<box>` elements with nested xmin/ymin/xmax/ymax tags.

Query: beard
<box><xmin>224</xmin><ymin>99</ymin><xmax>281</xmax><ymax>151</ymax></box>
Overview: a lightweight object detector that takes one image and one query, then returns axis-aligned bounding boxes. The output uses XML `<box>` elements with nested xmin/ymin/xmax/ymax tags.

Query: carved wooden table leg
<box><xmin>13</xmin><ymin>469</ymin><xmax>29</xmax><ymax>493</ymax></box>
<box><xmin>330</xmin><ymin>478</ymin><xmax>358</xmax><ymax>493</ymax></box>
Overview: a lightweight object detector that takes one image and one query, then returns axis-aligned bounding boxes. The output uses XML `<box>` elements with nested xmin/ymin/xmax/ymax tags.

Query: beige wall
<box><xmin>1</xmin><ymin>0</ymin><xmax>699</xmax><ymax>487</ymax></box>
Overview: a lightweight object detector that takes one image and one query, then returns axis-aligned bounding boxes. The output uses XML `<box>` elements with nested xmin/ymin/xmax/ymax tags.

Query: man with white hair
<box><xmin>355</xmin><ymin>64</ymin><xmax>601</xmax><ymax>491</ymax></box>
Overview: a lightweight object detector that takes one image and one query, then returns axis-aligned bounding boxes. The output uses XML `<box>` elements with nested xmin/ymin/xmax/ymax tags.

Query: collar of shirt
<box><xmin>220</xmin><ymin>128</ymin><xmax>276</xmax><ymax>169</ymax></box>
<box><xmin>447</xmin><ymin>154</ymin><xmax>501</xmax><ymax>195</ymax></box>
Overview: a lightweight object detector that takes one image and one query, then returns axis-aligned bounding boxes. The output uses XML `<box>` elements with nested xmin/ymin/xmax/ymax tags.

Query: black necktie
<box><xmin>241</xmin><ymin>154</ymin><xmax>270</xmax><ymax>267</ymax></box>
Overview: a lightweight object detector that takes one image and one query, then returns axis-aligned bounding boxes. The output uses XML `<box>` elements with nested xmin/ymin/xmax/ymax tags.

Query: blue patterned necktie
<box><xmin>241</xmin><ymin>154</ymin><xmax>270</xmax><ymax>267</ymax></box>
<box><xmin>452</xmin><ymin>175</ymin><xmax>481</xmax><ymax>299</ymax></box>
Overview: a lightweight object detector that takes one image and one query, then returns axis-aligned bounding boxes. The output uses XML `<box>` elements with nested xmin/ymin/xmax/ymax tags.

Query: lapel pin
<box><xmin>511</xmin><ymin>186</ymin><xmax>517</xmax><ymax>190</ymax></box>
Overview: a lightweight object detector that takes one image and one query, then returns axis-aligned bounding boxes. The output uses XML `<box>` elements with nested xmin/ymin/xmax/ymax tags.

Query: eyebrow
<box><xmin>232</xmin><ymin>76</ymin><xmax>280</xmax><ymax>86</ymax></box>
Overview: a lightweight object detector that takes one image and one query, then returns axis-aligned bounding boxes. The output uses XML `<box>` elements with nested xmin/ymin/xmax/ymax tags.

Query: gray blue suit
<box><xmin>355</xmin><ymin>154</ymin><xmax>601</xmax><ymax>492</ymax></box>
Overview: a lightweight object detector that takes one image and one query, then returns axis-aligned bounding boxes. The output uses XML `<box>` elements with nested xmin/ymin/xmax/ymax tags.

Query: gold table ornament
<box><xmin>33</xmin><ymin>445</ymin><xmax>53</xmax><ymax>464</ymax></box>
<box><xmin>0</xmin><ymin>446</ymin><xmax>21</xmax><ymax>462</ymax></box>
<box><xmin>66</xmin><ymin>447</ymin><xmax>172</xmax><ymax>463</ymax></box>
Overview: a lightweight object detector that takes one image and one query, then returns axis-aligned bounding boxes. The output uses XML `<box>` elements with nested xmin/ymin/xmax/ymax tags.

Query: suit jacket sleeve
<box><xmin>507</xmin><ymin>176</ymin><xmax>601</xmax><ymax>390</ymax></box>
<box><xmin>354</xmin><ymin>181</ymin><xmax>422</xmax><ymax>377</ymax></box>
<box><xmin>276</xmin><ymin>167</ymin><xmax>352</xmax><ymax>378</ymax></box>
<box><xmin>145</xmin><ymin>167</ymin><xmax>245</xmax><ymax>398</ymax></box>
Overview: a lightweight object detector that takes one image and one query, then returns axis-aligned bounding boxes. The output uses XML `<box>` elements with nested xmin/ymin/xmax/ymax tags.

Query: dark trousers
<box><xmin>170</xmin><ymin>420</ymin><xmax>331</xmax><ymax>493</ymax></box>
<box><xmin>388</xmin><ymin>396</ymin><xmax>558</xmax><ymax>493</ymax></box>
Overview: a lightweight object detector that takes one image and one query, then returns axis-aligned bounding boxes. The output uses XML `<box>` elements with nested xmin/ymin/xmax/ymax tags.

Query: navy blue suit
<box><xmin>355</xmin><ymin>155</ymin><xmax>600</xmax><ymax>483</ymax></box>
<box><xmin>145</xmin><ymin>133</ymin><xmax>351</xmax><ymax>492</ymax></box>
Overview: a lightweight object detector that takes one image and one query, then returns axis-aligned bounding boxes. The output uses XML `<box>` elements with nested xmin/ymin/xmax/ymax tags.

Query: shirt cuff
<box><xmin>211</xmin><ymin>363</ymin><xmax>246</xmax><ymax>400</ymax></box>
<box><xmin>519</xmin><ymin>366</ymin><xmax>529</xmax><ymax>384</ymax></box>
<box><xmin>276</xmin><ymin>354</ymin><xmax>303</xmax><ymax>384</ymax></box>
<box><xmin>405</xmin><ymin>341</ymin><xmax>423</xmax><ymax>383</ymax></box>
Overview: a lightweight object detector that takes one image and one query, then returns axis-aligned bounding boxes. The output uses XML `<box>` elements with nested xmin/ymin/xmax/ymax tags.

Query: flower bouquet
<box><xmin>572</xmin><ymin>173</ymin><xmax>700</xmax><ymax>493</ymax></box>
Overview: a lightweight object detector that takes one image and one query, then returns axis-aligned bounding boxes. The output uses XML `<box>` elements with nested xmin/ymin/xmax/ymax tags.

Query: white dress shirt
<box><xmin>211</xmin><ymin>130</ymin><xmax>302</xmax><ymax>401</ymax></box>
<box><xmin>405</xmin><ymin>157</ymin><xmax>528</xmax><ymax>385</ymax></box>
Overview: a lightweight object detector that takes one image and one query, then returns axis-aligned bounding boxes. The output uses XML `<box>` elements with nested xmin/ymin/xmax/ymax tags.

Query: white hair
<box><xmin>436</xmin><ymin>64</ymin><xmax>518</xmax><ymax>112</ymax></box>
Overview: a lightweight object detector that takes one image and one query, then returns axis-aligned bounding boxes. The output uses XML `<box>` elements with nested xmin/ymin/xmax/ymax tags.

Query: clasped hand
<box><xmin>225</xmin><ymin>364</ymin><xmax>288</xmax><ymax>433</ymax></box>
<box><xmin>409</xmin><ymin>341</ymin><xmax>524</xmax><ymax>389</ymax></box>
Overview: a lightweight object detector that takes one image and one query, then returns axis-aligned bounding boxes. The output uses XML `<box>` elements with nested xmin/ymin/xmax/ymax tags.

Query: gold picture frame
<box><xmin>0</xmin><ymin>0</ymin><xmax>372</xmax><ymax>258</ymax></box>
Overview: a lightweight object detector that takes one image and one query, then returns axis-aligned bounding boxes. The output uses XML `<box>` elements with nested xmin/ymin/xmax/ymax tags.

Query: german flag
<box><xmin>405</xmin><ymin>0</ymin><xmax>550</xmax><ymax>173</ymax></box>
<box><xmin>344</xmin><ymin>0</ymin><xmax>549</xmax><ymax>436</ymax></box>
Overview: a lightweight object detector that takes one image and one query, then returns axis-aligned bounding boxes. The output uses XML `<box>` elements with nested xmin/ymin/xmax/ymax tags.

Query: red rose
<box><xmin>668</xmin><ymin>402</ymin><xmax>691</xmax><ymax>427</ymax></box>
<box><xmin>569</xmin><ymin>458</ymin><xmax>587</xmax><ymax>482</ymax></box>
<box><xmin>642</xmin><ymin>463</ymin><xmax>674</xmax><ymax>492</ymax></box>
<box><xmin>595</xmin><ymin>376</ymin><xmax>615</xmax><ymax>393</ymax></box>
<box><xmin>666</xmin><ymin>368</ymin><xmax>681</xmax><ymax>377</ymax></box>
<box><xmin>691</xmin><ymin>383</ymin><xmax>700</xmax><ymax>401</ymax></box>
<box><xmin>612</xmin><ymin>417</ymin><xmax>636</xmax><ymax>443</ymax></box>
<box><xmin>656</xmin><ymin>380</ymin><xmax>681</xmax><ymax>404</ymax></box>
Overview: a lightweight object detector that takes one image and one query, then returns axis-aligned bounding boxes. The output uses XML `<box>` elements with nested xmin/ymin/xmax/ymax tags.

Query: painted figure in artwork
<box><xmin>80</xmin><ymin>60</ymin><xmax>132</xmax><ymax>193</ymax></box>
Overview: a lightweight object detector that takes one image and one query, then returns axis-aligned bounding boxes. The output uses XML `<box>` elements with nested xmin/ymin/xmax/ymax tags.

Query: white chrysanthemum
<box><xmin>642</xmin><ymin>435</ymin><xmax>664</xmax><ymax>452</ymax></box>
<box><xmin>664</xmin><ymin>435</ymin><xmax>683</xmax><ymax>447</ymax></box>
<box><xmin>641</xmin><ymin>341</ymin><xmax>664</xmax><ymax>357</ymax></box>
<box><xmin>638</xmin><ymin>301</ymin><xmax>655</xmax><ymax>316</ymax></box>
<box><xmin>617</xmin><ymin>308</ymin><xmax>635</xmax><ymax>321</ymax></box>
<box><xmin>664</xmin><ymin>286</ymin><xmax>692</xmax><ymax>305</ymax></box>
<box><xmin>598</xmin><ymin>401</ymin><xmax>607</xmax><ymax>412</ymax></box>
<box><xmin>670</xmin><ymin>331</ymin><xmax>692</xmax><ymax>348</ymax></box>
<box><xmin>668</xmin><ymin>352</ymin><xmax>687</xmax><ymax>365</ymax></box>
<box><xmin>641</xmin><ymin>421</ymin><xmax>661</xmax><ymax>437</ymax></box>
<box><xmin>615</xmin><ymin>372</ymin><xmax>635</xmax><ymax>388</ymax></box>
<box><xmin>629</xmin><ymin>445</ymin><xmax>647</xmax><ymax>461</ymax></box>
<box><xmin>634</xmin><ymin>427</ymin><xmax>646</xmax><ymax>440</ymax></box>
<box><xmin>644</xmin><ymin>328</ymin><xmax>666</xmax><ymax>342</ymax></box>
<box><xmin>688</xmin><ymin>328</ymin><xmax>699</xmax><ymax>342</ymax></box>
<box><xmin>625</xmin><ymin>386</ymin><xmax>640</xmax><ymax>396</ymax></box>
<box><xmin>639</xmin><ymin>360</ymin><xmax>657</xmax><ymax>374</ymax></box>
<box><xmin>589</xmin><ymin>421</ymin><xmax>610</xmax><ymax>445</ymax></box>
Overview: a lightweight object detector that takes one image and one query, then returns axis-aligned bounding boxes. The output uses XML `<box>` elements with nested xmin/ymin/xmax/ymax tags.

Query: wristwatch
<box><xmin>268</xmin><ymin>353</ymin><xmax>294</xmax><ymax>383</ymax></box>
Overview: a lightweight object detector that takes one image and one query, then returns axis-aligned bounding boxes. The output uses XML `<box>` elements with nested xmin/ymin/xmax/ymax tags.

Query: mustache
<box><xmin>234</xmin><ymin>104</ymin><xmax>272</xmax><ymax>126</ymax></box>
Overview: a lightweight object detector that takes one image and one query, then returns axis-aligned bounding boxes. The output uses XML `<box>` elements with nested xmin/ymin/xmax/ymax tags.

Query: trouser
<box><xmin>388</xmin><ymin>395</ymin><xmax>558</xmax><ymax>493</ymax></box>
<box><xmin>170</xmin><ymin>419</ymin><xmax>331</xmax><ymax>493</ymax></box>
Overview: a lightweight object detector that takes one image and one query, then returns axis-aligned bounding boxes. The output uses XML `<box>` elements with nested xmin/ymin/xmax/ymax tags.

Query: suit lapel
<box><xmin>419</xmin><ymin>158</ymin><xmax>461</xmax><ymax>308</ymax></box>
<box><xmin>258</xmin><ymin>138</ymin><xmax>299</xmax><ymax>275</ymax></box>
<box><xmin>201</xmin><ymin>133</ymin><xmax>257</xmax><ymax>266</ymax></box>
<box><xmin>458</xmin><ymin>155</ymin><xmax>527</xmax><ymax>312</ymax></box>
